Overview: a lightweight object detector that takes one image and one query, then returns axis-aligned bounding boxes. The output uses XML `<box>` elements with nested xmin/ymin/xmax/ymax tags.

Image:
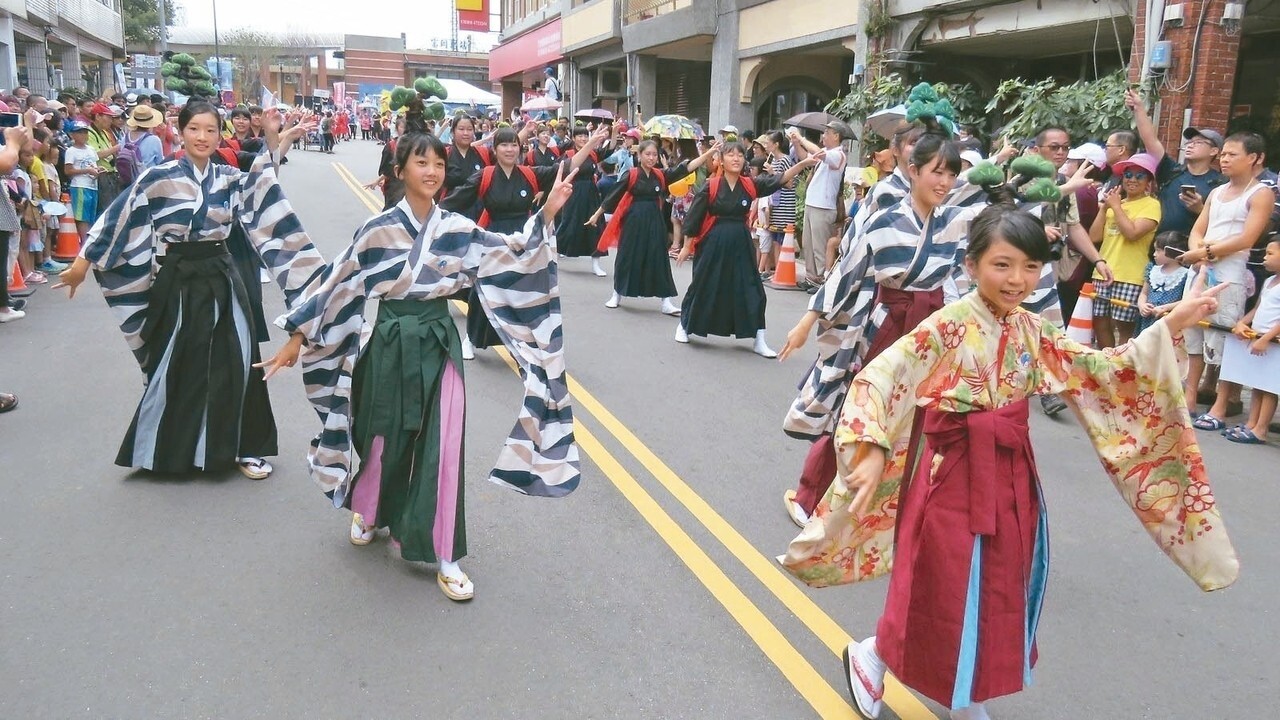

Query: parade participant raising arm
<box><xmin>259</xmin><ymin>125</ymin><xmax>581</xmax><ymax>603</ymax></box>
<box><xmin>676</xmin><ymin>140</ymin><xmax>819</xmax><ymax>356</ymax></box>
<box><xmin>54</xmin><ymin>100</ymin><xmax>326</xmax><ymax>478</ymax></box>
<box><xmin>782</xmin><ymin>202</ymin><xmax>1239</xmax><ymax>720</ymax></box>
<box><xmin>587</xmin><ymin>139</ymin><xmax>716</xmax><ymax>315</ymax></box>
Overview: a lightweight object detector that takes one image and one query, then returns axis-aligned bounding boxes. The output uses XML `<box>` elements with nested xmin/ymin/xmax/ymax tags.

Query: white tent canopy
<box><xmin>435</xmin><ymin>78</ymin><xmax>501</xmax><ymax>107</ymax></box>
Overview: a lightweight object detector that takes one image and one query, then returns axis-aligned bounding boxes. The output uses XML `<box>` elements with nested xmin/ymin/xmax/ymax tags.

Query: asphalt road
<box><xmin>1</xmin><ymin>140</ymin><xmax>1275</xmax><ymax>719</ymax></box>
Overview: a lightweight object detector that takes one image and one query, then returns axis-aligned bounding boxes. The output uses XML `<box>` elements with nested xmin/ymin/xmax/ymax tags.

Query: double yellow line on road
<box><xmin>329</xmin><ymin>161</ymin><xmax>938</xmax><ymax>720</ymax></box>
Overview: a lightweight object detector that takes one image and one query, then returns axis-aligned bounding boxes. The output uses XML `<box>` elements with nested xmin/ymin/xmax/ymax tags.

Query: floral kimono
<box><xmin>782</xmin><ymin>292</ymin><xmax>1239</xmax><ymax>708</ymax></box>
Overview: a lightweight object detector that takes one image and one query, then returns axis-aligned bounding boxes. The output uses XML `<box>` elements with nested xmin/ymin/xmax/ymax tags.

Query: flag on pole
<box><xmin>261</xmin><ymin>86</ymin><xmax>277</xmax><ymax>109</ymax></box>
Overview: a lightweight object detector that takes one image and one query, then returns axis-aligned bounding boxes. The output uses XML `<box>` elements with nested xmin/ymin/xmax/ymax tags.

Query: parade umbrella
<box><xmin>866</xmin><ymin>104</ymin><xmax>907</xmax><ymax>139</ymax></box>
<box><xmin>642</xmin><ymin>114</ymin><xmax>705</xmax><ymax>140</ymax></box>
<box><xmin>575</xmin><ymin>108</ymin><xmax>614</xmax><ymax>121</ymax></box>
<box><xmin>521</xmin><ymin>96</ymin><xmax>562</xmax><ymax>112</ymax></box>
<box><xmin>783</xmin><ymin>111</ymin><xmax>843</xmax><ymax>133</ymax></box>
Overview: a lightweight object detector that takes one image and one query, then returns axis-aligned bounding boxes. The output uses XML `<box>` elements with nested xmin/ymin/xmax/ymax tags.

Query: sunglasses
<box><xmin>1042</xmin><ymin>143</ymin><xmax>1070</xmax><ymax>152</ymax></box>
<box><xmin>1122</xmin><ymin>170</ymin><xmax>1151</xmax><ymax>180</ymax></box>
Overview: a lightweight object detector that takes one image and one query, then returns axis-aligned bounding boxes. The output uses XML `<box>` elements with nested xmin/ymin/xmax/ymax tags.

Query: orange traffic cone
<box><xmin>52</xmin><ymin>213</ymin><xmax>81</xmax><ymax>262</ymax></box>
<box><xmin>10</xmin><ymin>260</ymin><xmax>34</xmax><ymax>298</ymax></box>
<box><xmin>1067</xmin><ymin>282</ymin><xmax>1094</xmax><ymax>346</ymax></box>
<box><xmin>767</xmin><ymin>225</ymin><xmax>803</xmax><ymax>291</ymax></box>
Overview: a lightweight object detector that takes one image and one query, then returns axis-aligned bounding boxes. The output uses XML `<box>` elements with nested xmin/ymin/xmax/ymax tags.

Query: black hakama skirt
<box><xmin>555</xmin><ymin>177</ymin><xmax>603</xmax><ymax>258</ymax></box>
<box><xmin>115</xmin><ymin>241</ymin><xmax>277</xmax><ymax>472</ymax></box>
<box><xmin>465</xmin><ymin>215</ymin><xmax>523</xmax><ymax>349</ymax></box>
<box><xmin>614</xmin><ymin>201</ymin><xmax>677</xmax><ymax>298</ymax></box>
<box><xmin>679</xmin><ymin>220</ymin><xmax>766</xmax><ymax>338</ymax></box>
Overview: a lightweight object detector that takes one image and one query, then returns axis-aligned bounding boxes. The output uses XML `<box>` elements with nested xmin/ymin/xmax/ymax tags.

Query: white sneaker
<box><xmin>461</xmin><ymin>337</ymin><xmax>476</xmax><ymax>360</ymax></box>
<box><xmin>950</xmin><ymin>703</ymin><xmax>991</xmax><ymax>720</ymax></box>
<box><xmin>674</xmin><ymin>324</ymin><xmax>689</xmax><ymax>343</ymax></box>
<box><xmin>0</xmin><ymin>309</ymin><xmax>26</xmax><ymax>323</ymax></box>
<box><xmin>753</xmin><ymin>330</ymin><xmax>777</xmax><ymax>358</ymax></box>
<box><xmin>660</xmin><ymin>298</ymin><xmax>681</xmax><ymax>316</ymax></box>
<box><xmin>604</xmin><ymin>292</ymin><xmax>620</xmax><ymax>309</ymax></box>
<box><xmin>592</xmin><ymin>258</ymin><xmax>607</xmax><ymax>277</ymax></box>
<box><xmin>843</xmin><ymin>637</ymin><xmax>886</xmax><ymax>719</ymax></box>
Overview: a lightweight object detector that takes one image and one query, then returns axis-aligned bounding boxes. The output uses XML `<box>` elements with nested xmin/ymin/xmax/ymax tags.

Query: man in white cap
<box><xmin>719</xmin><ymin>124</ymin><xmax>739</xmax><ymax>140</ymax></box>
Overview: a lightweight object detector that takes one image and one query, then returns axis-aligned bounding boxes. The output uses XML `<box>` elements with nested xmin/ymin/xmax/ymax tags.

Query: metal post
<box><xmin>212</xmin><ymin>0</ymin><xmax>221</xmax><ymax>94</ymax></box>
<box><xmin>157</xmin><ymin>0</ymin><xmax>168</xmax><ymax>53</ymax></box>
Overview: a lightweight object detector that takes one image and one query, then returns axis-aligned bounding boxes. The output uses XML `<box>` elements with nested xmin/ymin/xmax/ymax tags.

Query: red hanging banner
<box><xmin>458</xmin><ymin>0</ymin><xmax>489</xmax><ymax>32</ymax></box>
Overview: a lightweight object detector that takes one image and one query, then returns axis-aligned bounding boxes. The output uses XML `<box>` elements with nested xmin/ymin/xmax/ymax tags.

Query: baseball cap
<box><xmin>959</xmin><ymin>150</ymin><xmax>984</xmax><ymax>167</ymax></box>
<box><xmin>90</xmin><ymin>102</ymin><xmax>115</xmax><ymax>116</ymax></box>
<box><xmin>68</xmin><ymin>120</ymin><xmax>90</xmax><ymax>133</ymax></box>
<box><xmin>1067</xmin><ymin>142</ymin><xmax>1106</xmax><ymax>168</ymax></box>
<box><xmin>624</xmin><ymin>128</ymin><xmax>642</xmax><ymax>140</ymax></box>
<box><xmin>719</xmin><ymin>124</ymin><xmax>739</xmax><ymax>134</ymax></box>
<box><xmin>1182</xmin><ymin>127</ymin><xmax>1224</xmax><ymax>149</ymax></box>
<box><xmin>46</xmin><ymin>99</ymin><xmax>66</xmax><ymax>111</ymax></box>
<box><xmin>824</xmin><ymin>119</ymin><xmax>856</xmax><ymax>140</ymax></box>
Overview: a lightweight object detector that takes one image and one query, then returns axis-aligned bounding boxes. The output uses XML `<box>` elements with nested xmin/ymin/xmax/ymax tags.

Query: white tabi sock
<box><xmin>949</xmin><ymin>702</ymin><xmax>991</xmax><ymax>720</ymax></box>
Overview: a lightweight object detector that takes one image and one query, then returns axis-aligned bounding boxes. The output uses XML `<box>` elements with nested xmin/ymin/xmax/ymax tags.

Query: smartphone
<box><xmin>1163</xmin><ymin>245</ymin><xmax>1186</xmax><ymax>259</ymax></box>
<box><xmin>1180</xmin><ymin>184</ymin><xmax>1197</xmax><ymax>195</ymax></box>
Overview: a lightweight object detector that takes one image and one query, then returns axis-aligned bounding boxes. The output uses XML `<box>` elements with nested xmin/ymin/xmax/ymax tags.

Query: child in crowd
<box><xmin>1137</xmin><ymin>231</ymin><xmax>1191</xmax><ymax>334</ymax></box>
<box><xmin>1225</xmin><ymin>237</ymin><xmax>1280</xmax><ymax>444</ymax></box>
<box><xmin>63</xmin><ymin>122</ymin><xmax>100</xmax><ymax>241</ymax></box>
<box><xmin>752</xmin><ymin>155</ymin><xmax>775</xmax><ymax>279</ymax></box>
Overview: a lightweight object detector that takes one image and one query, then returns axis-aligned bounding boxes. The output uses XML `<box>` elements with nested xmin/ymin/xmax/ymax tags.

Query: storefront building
<box><xmin>2</xmin><ymin>0</ymin><xmax>125</xmax><ymax>96</ymax></box>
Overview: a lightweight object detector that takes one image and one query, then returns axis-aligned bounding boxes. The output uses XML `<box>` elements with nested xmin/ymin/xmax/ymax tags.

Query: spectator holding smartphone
<box><xmin>1183</xmin><ymin>132</ymin><xmax>1273</xmax><ymax>427</ymax></box>
<box><xmin>1127</xmin><ymin>90</ymin><xmax>1225</xmax><ymax>235</ymax></box>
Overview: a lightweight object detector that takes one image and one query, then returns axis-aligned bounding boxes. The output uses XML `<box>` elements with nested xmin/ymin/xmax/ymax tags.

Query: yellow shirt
<box><xmin>1096</xmin><ymin>194</ymin><xmax>1161</xmax><ymax>286</ymax></box>
<box><xmin>27</xmin><ymin>157</ymin><xmax>47</xmax><ymax>201</ymax></box>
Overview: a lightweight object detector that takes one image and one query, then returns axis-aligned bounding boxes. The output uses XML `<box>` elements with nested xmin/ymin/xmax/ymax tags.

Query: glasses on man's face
<box><xmin>1122</xmin><ymin>170</ymin><xmax>1150</xmax><ymax>180</ymax></box>
<box><xmin>1042</xmin><ymin>143</ymin><xmax>1070</xmax><ymax>152</ymax></box>
<box><xmin>1105</xmin><ymin>144</ymin><xmax>1126</xmax><ymax>149</ymax></box>
<box><xmin>1184</xmin><ymin>139</ymin><xmax>1212</xmax><ymax>148</ymax></box>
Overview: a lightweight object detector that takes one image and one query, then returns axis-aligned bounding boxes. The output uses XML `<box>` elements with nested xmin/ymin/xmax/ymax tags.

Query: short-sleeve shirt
<box><xmin>1155</xmin><ymin>155</ymin><xmax>1224</xmax><ymax>235</ymax></box>
<box><xmin>1096</xmin><ymin>194</ymin><xmax>1162</xmax><ymax>285</ymax></box>
<box><xmin>805</xmin><ymin>146</ymin><xmax>846</xmax><ymax>210</ymax></box>
<box><xmin>65</xmin><ymin>145</ymin><xmax>99</xmax><ymax>189</ymax></box>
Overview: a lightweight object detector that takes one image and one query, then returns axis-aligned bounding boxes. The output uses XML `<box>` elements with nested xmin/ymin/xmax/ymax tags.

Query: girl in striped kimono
<box><xmin>781</xmin><ymin>203</ymin><xmax>1239</xmax><ymax>720</ymax></box>
<box><xmin>54</xmin><ymin>101</ymin><xmax>325</xmax><ymax>478</ymax></box>
<box><xmin>260</xmin><ymin>129</ymin><xmax>580</xmax><ymax>602</ymax></box>
<box><xmin>777</xmin><ymin>130</ymin><xmax>991</xmax><ymax>527</ymax></box>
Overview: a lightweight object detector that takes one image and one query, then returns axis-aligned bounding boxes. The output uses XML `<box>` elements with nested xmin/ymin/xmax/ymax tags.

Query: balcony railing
<box><xmin>58</xmin><ymin>0</ymin><xmax>124</xmax><ymax>48</ymax></box>
<box><xmin>622</xmin><ymin>0</ymin><xmax>691</xmax><ymax>25</ymax></box>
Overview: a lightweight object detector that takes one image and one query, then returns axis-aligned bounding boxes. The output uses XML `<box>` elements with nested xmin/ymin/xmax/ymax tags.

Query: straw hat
<box><xmin>127</xmin><ymin>105</ymin><xmax>164</xmax><ymax>129</ymax></box>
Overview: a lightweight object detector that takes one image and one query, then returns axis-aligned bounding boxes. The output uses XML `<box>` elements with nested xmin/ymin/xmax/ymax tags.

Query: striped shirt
<box><xmin>768</xmin><ymin>154</ymin><xmax>797</xmax><ymax>229</ymax></box>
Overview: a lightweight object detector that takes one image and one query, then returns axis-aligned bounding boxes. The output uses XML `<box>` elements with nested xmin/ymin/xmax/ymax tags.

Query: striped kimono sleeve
<box><xmin>236</xmin><ymin>150</ymin><xmax>327</xmax><ymax>305</ymax></box>
<box><xmin>278</xmin><ymin>217</ymin><xmax>406</xmax><ymax>498</ymax></box>
<box><xmin>80</xmin><ymin>167</ymin><xmax>159</xmax><ymax>365</ymax></box>
<box><xmin>463</xmin><ymin>213</ymin><xmax>580</xmax><ymax>497</ymax></box>
<box><xmin>786</xmin><ymin>218</ymin><xmax>878</xmax><ymax>438</ymax></box>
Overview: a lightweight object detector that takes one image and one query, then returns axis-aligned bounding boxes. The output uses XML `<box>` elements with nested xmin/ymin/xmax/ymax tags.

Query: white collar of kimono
<box><xmin>396</xmin><ymin>197</ymin><xmax>442</xmax><ymax>237</ymax></box>
<box><xmin>189</xmin><ymin>158</ymin><xmax>210</xmax><ymax>181</ymax></box>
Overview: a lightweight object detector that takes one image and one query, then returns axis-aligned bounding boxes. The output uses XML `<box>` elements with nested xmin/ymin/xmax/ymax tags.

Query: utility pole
<box><xmin>212</xmin><ymin>0</ymin><xmax>222</xmax><ymax>94</ymax></box>
<box><xmin>157</xmin><ymin>0</ymin><xmax>168</xmax><ymax>52</ymax></box>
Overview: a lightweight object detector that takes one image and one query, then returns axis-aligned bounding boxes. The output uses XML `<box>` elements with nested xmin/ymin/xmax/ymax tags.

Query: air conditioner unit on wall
<box><xmin>596</xmin><ymin>67</ymin><xmax>625</xmax><ymax>97</ymax></box>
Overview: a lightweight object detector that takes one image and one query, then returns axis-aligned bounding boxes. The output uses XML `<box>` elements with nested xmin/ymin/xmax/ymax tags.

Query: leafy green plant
<box><xmin>161</xmin><ymin>53</ymin><xmax>216</xmax><ymax>98</ymax></box>
<box><xmin>864</xmin><ymin>0</ymin><xmax>894</xmax><ymax>39</ymax></box>
<box><xmin>826</xmin><ymin>73</ymin><xmax>981</xmax><ymax>147</ymax></box>
<box><xmin>985</xmin><ymin>68</ymin><xmax>1132</xmax><ymax>142</ymax></box>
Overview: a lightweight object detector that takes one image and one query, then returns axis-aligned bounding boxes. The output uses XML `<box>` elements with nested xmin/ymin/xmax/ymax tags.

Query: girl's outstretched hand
<box><xmin>1164</xmin><ymin>268</ymin><xmax>1227</xmax><ymax>334</ymax></box>
<box><xmin>541</xmin><ymin>164</ymin><xmax>578</xmax><ymax>221</ymax></box>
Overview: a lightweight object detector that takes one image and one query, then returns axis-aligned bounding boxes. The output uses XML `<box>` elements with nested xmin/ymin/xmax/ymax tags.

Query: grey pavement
<box><xmin>1</xmin><ymin>140</ymin><xmax>1275</xmax><ymax>719</ymax></box>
